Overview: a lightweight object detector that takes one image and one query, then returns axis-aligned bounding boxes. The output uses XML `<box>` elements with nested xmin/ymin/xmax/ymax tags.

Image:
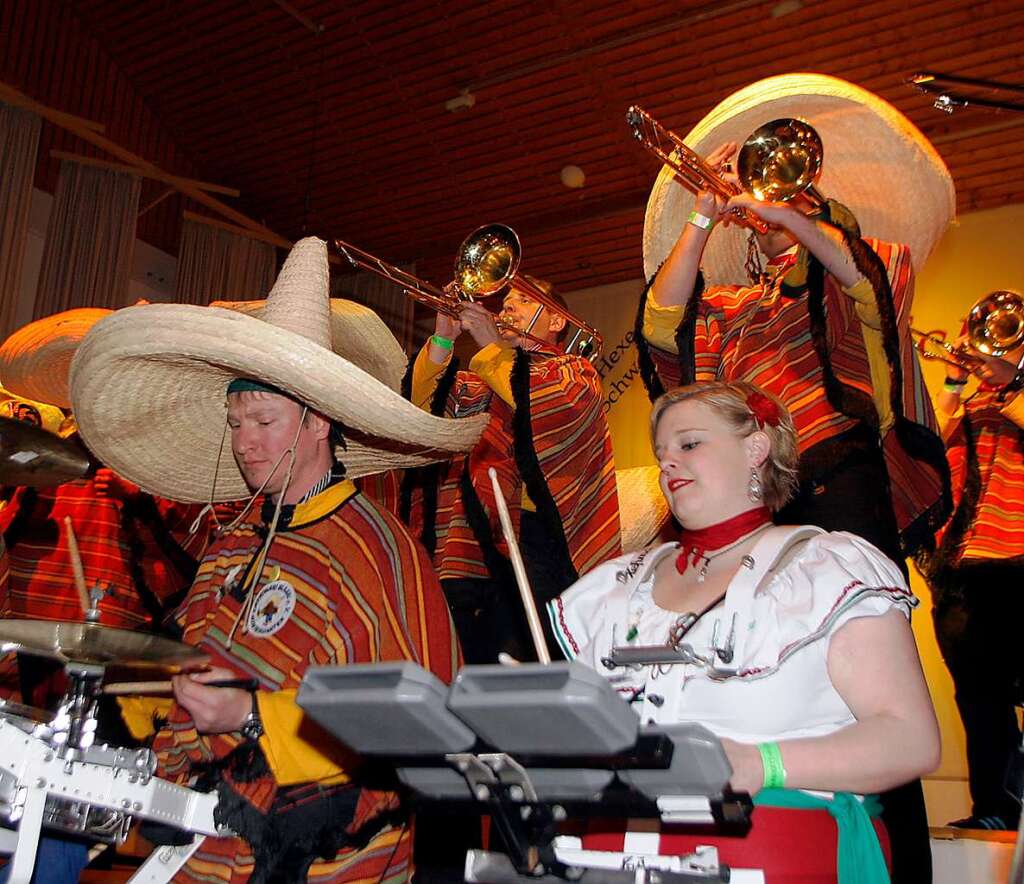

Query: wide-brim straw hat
<box><xmin>0</xmin><ymin>309</ymin><xmax>111</xmax><ymax>409</ymax></box>
<box><xmin>643</xmin><ymin>73</ymin><xmax>956</xmax><ymax>285</ymax></box>
<box><xmin>69</xmin><ymin>237</ymin><xmax>487</xmax><ymax>503</ymax></box>
<box><xmin>210</xmin><ymin>297</ymin><xmax>407</xmax><ymax>393</ymax></box>
<box><xmin>617</xmin><ymin>465</ymin><xmax>671</xmax><ymax>553</ymax></box>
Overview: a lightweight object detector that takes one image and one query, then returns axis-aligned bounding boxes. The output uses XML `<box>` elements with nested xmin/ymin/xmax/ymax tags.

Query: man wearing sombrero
<box><xmin>633</xmin><ymin>74</ymin><xmax>952</xmax><ymax>882</ymax></box>
<box><xmin>69</xmin><ymin>238</ymin><xmax>482</xmax><ymax>882</ymax></box>
<box><xmin>404</xmin><ymin>276</ymin><xmax>620</xmax><ymax>666</ymax></box>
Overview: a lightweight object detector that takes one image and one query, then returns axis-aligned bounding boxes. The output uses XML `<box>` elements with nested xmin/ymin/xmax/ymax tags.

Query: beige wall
<box><xmin>566</xmin><ymin>202</ymin><xmax>1024</xmax><ymax>823</ymax></box>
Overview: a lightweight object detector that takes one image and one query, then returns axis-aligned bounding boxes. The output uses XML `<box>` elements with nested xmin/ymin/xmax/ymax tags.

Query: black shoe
<box><xmin>947</xmin><ymin>814</ymin><xmax>1018</xmax><ymax>830</ymax></box>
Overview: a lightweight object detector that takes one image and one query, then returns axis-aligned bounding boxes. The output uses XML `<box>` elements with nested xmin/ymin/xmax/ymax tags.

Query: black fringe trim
<box><xmin>458</xmin><ymin>460</ymin><xmax>513</xmax><ymax>583</ymax></box>
<box><xmin>2</xmin><ymin>487</ymin><xmax>44</xmax><ymax>551</ymax></box>
<box><xmin>199</xmin><ymin>758</ymin><xmax>400</xmax><ymax>884</ymax></box>
<box><xmin>916</xmin><ymin>410</ymin><xmax>982</xmax><ymax>601</ymax></box>
<box><xmin>398</xmin><ymin>357</ymin><xmax>460</xmax><ymax>558</ymax></box>
<box><xmin>510</xmin><ymin>349</ymin><xmax>578</xmax><ymax>587</ymax></box>
<box><xmin>633</xmin><ymin>268</ymin><xmax>704</xmax><ymax>403</ymax></box>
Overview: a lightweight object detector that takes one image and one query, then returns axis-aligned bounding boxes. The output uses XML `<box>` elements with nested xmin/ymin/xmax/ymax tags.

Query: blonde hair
<box><xmin>650</xmin><ymin>381</ymin><xmax>799</xmax><ymax>511</ymax></box>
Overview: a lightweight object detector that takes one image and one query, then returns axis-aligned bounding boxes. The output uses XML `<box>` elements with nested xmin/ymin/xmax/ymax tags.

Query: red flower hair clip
<box><xmin>747</xmin><ymin>391</ymin><xmax>781</xmax><ymax>428</ymax></box>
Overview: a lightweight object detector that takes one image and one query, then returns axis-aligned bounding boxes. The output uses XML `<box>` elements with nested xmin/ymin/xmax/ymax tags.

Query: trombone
<box><xmin>911</xmin><ymin>290</ymin><xmax>1024</xmax><ymax>371</ymax></box>
<box><xmin>332</xmin><ymin>224</ymin><xmax>603</xmax><ymax>359</ymax></box>
<box><xmin>626</xmin><ymin>106</ymin><xmax>825</xmax><ymax>233</ymax></box>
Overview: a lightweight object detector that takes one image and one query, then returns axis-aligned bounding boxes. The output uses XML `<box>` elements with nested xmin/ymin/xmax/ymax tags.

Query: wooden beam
<box><xmin>0</xmin><ymin>79</ymin><xmax>284</xmax><ymax>247</ymax></box>
<box><xmin>183</xmin><ymin>211</ymin><xmax>344</xmax><ymax>266</ymax></box>
<box><xmin>51</xmin><ymin>150</ymin><xmax>241</xmax><ymax>197</ymax></box>
<box><xmin>138</xmin><ymin>186</ymin><xmax>176</xmax><ymax>219</ymax></box>
<box><xmin>0</xmin><ymin>82</ymin><xmax>105</xmax><ymax>133</ymax></box>
<box><xmin>183</xmin><ymin>210</ymin><xmax>291</xmax><ymax>250</ymax></box>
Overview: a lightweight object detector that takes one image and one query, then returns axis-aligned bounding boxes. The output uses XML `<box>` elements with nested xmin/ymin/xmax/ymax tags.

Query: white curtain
<box><xmin>175</xmin><ymin>217</ymin><xmax>277</xmax><ymax>305</ymax></box>
<box><xmin>333</xmin><ymin>267</ymin><xmax>415</xmax><ymax>353</ymax></box>
<box><xmin>34</xmin><ymin>160</ymin><xmax>141</xmax><ymax>317</ymax></box>
<box><xmin>0</xmin><ymin>103</ymin><xmax>42</xmax><ymax>336</ymax></box>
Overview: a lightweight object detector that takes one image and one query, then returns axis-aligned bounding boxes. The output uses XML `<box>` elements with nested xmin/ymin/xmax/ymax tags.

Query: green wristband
<box><xmin>430</xmin><ymin>334</ymin><xmax>454</xmax><ymax>351</ymax></box>
<box><xmin>687</xmin><ymin>209</ymin><xmax>715</xmax><ymax>231</ymax></box>
<box><xmin>757</xmin><ymin>741</ymin><xmax>787</xmax><ymax>790</ymax></box>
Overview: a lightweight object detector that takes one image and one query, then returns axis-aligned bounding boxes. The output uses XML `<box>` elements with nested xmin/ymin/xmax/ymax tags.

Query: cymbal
<box><xmin>0</xmin><ymin>619</ymin><xmax>209</xmax><ymax>669</ymax></box>
<box><xmin>0</xmin><ymin>417</ymin><xmax>91</xmax><ymax>486</ymax></box>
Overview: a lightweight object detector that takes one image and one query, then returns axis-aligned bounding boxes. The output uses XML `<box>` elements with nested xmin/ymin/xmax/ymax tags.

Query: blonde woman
<box><xmin>548</xmin><ymin>381</ymin><xmax>939</xmax><ymax>882</ymax></box>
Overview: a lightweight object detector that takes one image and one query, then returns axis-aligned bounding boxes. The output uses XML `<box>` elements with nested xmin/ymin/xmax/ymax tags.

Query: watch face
<box><xmin>241</xmin><ymin>714</ymin><xmax>264</xmax><ymax>740</ymax></box>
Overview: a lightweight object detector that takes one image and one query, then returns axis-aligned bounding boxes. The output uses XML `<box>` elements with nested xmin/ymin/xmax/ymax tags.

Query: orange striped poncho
<box><xmin>930</xmin><ymin>387</ymin><xmax>1024</xmax><ymax>567</ymax></box>
<box><xmin>143</xmin><ymin>479</ymin><xmax>459</xmax><ymax>883</ymax></box>
<box><xmin>636</xmin><ymin>236</ymin><xmax>950</xmax><ymax>558</ymax></box>
<box><xmin>403</xmin><ymin>344</ymin><xmax>621</xmax><ymax>586</ymax></box>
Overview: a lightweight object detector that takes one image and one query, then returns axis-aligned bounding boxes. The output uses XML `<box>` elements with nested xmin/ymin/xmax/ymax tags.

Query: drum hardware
<box><xmin>0</xmin><ymin>620</ymin><xmax>221</xmax><ymax>883</ymax></box>
<box><xmin>297</xmin><ymin>661</ymin><xmax>756</xmax><ymax>883</ymax></box>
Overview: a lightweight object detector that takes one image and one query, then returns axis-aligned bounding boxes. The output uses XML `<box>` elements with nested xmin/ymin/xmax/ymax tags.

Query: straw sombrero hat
<box><xmin>643</xmin><ymin>73</ymin><xmax>955</xmax><ymax>285</ymax></box>
<box><xmin>617</xmin><ymin>465</ymin><xmax>671</xmax><ymax>553</ymax></box>
<box><xmin>210</xmin><ymin>298</ymin><xmax>407</xmax><ymax>393</ymax></box>
<box><xmin>69</xmin><ymin>237</ymin><xmax>487</xmax><ymax>503</ymax></box>
<box><xmin>0</xmin><ymin>309</ymin><xmax>111</xmax><ymax>409</ymax></box>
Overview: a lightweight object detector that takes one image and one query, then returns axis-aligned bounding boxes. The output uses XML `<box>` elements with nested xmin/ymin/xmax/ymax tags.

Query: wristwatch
<box><xmin>240</xmin><ymin>690</ymin><xmax>264</xmax><ymax>741</ymax></box>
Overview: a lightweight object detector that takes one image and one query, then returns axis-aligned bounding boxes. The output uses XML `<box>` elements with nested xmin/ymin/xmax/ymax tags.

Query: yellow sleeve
<box><xmin>1000</xmin><ymin>392</ymin><xmax>1024</xmax><ymax>429</ymax></box>
<box><xmin>257</xmin><ymin>689</ymin><xmax>356</xmax><ymax>787</ymax></box>
<box><xmin>642</xmin><ymin>285</ymin><xmax>684</xmax><ymax>355</ymax></box>
<box><xmin>117</xmin><ymin>696</ymin><xmax>174</xmax><ymax>741</ymax></box>
<box><xmin>843</xmin><ymin>277</ymin><xmax>894</xmax><ymax>434</ymax></box>
<box><xmin>411</xmin><ymin>345</ymin><xmax>451</xmax><ymax>410</ymax></box>
<box><xmin>468</xmin><ymin>343</ymin><xmax>516</xmax><ymax>407</ymax></box>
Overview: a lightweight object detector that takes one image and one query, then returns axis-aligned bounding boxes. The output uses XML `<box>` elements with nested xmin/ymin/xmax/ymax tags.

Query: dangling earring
<box><xmin>748</xmin><ymin>467</ymin><xmax>762</xmax><ymax>502</ymax></box>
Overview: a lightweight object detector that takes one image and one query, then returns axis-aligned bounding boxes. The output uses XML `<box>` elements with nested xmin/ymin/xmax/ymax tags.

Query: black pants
<box><xmin>932</xmin><ymin>559</ymin><xmax>1023</xmax><ymax>826</ymax></box>
<box><xmin>440</xmin><ymin>511</ymin><xmax>571</xmax><ymax>665</ymax></box>
<box><xmin>777</xmin><ymin>428</ymin><xmax>930</xmax><ymax>882</ymax></box>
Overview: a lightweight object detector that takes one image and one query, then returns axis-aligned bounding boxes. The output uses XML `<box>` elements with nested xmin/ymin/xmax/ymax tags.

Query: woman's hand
<box><xmin>720</xmin><ymin>737</ymin><xmax>765</xmax><ymax>796</ymax></box>
<box><xmin>172</xmin><ymin>666</ymin><xmax>252</xmax><ymax>734</ymax></box>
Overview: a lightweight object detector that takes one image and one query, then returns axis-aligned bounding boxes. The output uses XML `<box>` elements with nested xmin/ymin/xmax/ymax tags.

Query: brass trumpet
<box><xmin>332</xmin><ymin>224</ymin><xmax>602</xmax><ymax>359</ymax></box>
<box><xmin>912</xmin><ymin>290</ymin><xmax>1024</xmax><ymax>371</ymax></box>
<box><xmin>626</xmin><ymin>106</ymin><xmax>825</xmax><ymax>233</ymax></box>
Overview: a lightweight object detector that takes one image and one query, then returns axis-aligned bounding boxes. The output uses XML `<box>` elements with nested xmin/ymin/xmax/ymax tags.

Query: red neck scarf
<box><xmin>675</xmin><ymin>507</ymin><xmax>772</xmax><ymax>575</ymax></box>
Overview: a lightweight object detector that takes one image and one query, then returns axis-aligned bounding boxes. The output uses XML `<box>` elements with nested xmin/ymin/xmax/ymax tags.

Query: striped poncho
<box><xmin>404</xmin><ymin>342</ymin><xmax>621</xmax><ymax>587</ymax></box>
<box><xmin>929</xmin><ymin>388</ymin><xmax>1024</xmax><ymax>568</ymax></box>
<box><xmin>143</xmin><ymin>480</ymin><xmax>459</xmax><ymax>883</ymax></box>
<box><xmin>636</xmin><ymin>236</ymin><xmax>950</xmax><ymax>558</ymax></box>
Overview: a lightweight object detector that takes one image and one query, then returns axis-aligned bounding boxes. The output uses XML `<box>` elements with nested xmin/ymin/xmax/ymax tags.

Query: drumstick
<box><xmin>63</xmin><ymin>517</ymin><xmax>92</xmax><ymax>617</ymax></box>
<box><xmin>487</xmin><ymin>467</ymin><xmax>550</xmax><ymax>664</ymax></box>
<box><xmin>102</xmin><ymin>677</ymin><xmax>259</xmax><ymax>696</ymax></box>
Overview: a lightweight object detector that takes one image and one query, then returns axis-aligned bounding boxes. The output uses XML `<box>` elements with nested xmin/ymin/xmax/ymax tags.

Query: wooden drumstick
<box><xmin>487</xmin><ymin>467</ymin><xmax>550</xmax><ymax>664</ymax></box>
<box><xmin>63</xmin><ymin>517</ymin><xmax>92</xmax><ymax>618</ymax></box>
<box><xmin>103</xmin><ymin>677</ymin><xmax>258</xmax><ymax>696</ymax></box>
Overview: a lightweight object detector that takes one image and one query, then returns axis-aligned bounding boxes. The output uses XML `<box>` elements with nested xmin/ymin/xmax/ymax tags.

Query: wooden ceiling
<box><xmin>8</xmin><ymin>0</ymin><xmax>1024</xmax><ymax>293</ymax></box>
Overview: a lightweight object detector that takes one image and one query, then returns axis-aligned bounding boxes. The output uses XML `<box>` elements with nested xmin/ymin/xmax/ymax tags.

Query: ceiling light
<box><xmin>560</xmin><ymin>165</ymin><xmax>586</xmax><ymax>189</ymax></box>
<box><xmin>445</xmin><ymin>91</ymin><xmax>476</xmax><ymax>113</ymax></box>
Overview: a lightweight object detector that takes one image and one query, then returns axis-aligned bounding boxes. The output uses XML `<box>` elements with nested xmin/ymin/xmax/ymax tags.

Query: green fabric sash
<box><xmin>754</xmin><ymin>788</ymin><xmax>889</xmax><ymax>884</ymax></box>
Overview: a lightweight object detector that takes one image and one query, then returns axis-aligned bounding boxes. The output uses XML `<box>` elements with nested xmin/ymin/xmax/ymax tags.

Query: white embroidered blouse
<box><xmin>547</xmin><ymin>527</ymin><xmax>916</xmax><ymax>744</ymax></box>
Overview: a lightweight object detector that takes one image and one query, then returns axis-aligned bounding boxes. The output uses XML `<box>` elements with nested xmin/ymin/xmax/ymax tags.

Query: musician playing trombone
<box><xmin>405</xmin><ymin>276</ymin><xmax>621</xmax><ymax>666</ymax></box>
<box><xmin>919</xmin><ymin>327</ymin><xmax>1024</xmax><ymax>832</ymax></box>
<box><xmin>632</xmin><ymin>74</ymin><xmax>955</xmax><ymax>884</ymax></box>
